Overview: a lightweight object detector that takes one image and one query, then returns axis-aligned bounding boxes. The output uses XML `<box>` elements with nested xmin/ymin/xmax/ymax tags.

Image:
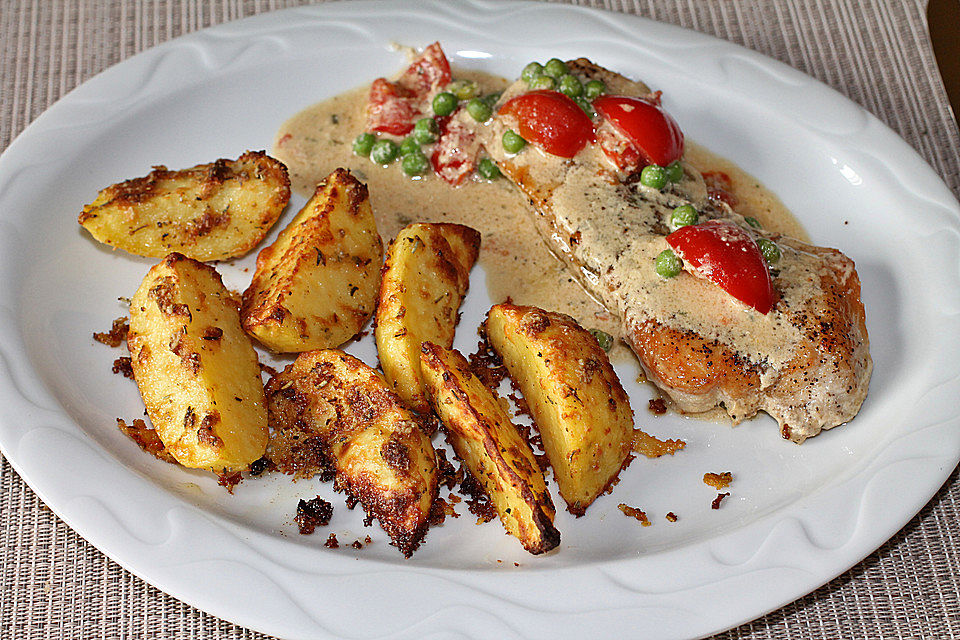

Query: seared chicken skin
<box><xmin>469</xmin><ymin>59</ymin><xmax>871</xmax><ymax>442</ymax></box>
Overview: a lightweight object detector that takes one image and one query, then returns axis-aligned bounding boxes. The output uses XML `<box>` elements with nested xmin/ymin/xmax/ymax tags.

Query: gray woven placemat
<box><xmin>2</xmin><ymin>1</ymin><xmax>959</xmax><ymax>638</ymax></box>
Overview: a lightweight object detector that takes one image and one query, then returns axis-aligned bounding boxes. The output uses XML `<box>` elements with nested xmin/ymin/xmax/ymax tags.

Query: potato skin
<box><xmin>485</xmin><ymin>304</ymin><xmax>634</xmax><ymax>515</ymax></box>
<box><xmin>78</xmin><ymin>150</ymin><xmax>290</xmax><ymax>261</ymax></box>
<box><xmin>419</xmin><ymin>342</ymin><xmax>559</xmax><ymax>555</ymax></box>
<box><xmin>265</xmin><ymin>349</ymin><xmax>437</xmax><ymax>557</ymax></box>
<box><xmin>376</xmin><ymin>223</ymin><xmax>480</xmax><ymax>412</ymax></box>
<box><xmin>241</xmin><ymin>168</ymin><xmax>383</xmax><ymax>352</ymax></box>
<box><xmin>127</xmin><ymin>253</ymin><xmax>268</xmax><ymax>471</ymax></box>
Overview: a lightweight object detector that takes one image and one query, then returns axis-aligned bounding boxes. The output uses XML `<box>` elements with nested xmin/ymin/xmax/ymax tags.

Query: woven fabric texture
<box><xmin>1</xmin><ymin>1</ymin><xmax>958</xmax><ymax>638</ymax></box>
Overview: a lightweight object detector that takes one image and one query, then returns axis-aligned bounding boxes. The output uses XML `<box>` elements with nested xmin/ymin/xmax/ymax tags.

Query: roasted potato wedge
<box><xmin>241</xmin><ymin>168</ymin><xmax>383</xmax><ymax>352</ymax></box>
<box><xmin>485</xmin><ymin>304</ymin><xmax>634</xmax><ymax>515</ymax></box>
<box><xmin>265</xmin><ymin>349</ymin><xmax>437</xmax><ymax>556</ymax></box>
<box><xmin>127</xmin><ymin>253</ymin><xmax>268</xmax><ymax>471</ymax></box>
<box><xmin>419</xmin><ymin>342</ymin><xmax>559</xmax><ymax>554</ymax></box>
<box><xmin>79</xmin><ymin>151</ymin><xmax>290</xmax><ymax>261</ymax></box>
<box><xmin>376</xmin><ymin>223</ymin><xmax>480</xmax><ymax>412</ymax></box>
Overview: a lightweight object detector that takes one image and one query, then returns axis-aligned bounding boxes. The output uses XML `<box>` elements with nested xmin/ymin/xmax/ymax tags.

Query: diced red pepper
<box><xmin>702</xmin><ymin>170</ymin><xmax>738</xmax><ymax>208</ymax></box>
<box><xmin>666</xmin><ymin>219</ymin><xmax>775</xmax><ymax>314</ymax></box>
<box><xmin>366</xmin><ymin>42</ymin><xmax>451</xmax><ymax>136</ymax></box>
<box><xmin>397</xmin><ymin>42</ymin><xmax>451</xmax><ymax>96</ymax></box>
<box><xmin>431</xmin><ymin>113</ymin><xmax>479</xmax><ymax>186</ymax></box>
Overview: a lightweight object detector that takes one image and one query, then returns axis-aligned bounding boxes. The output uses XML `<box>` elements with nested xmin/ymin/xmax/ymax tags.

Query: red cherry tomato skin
<box><xmin>593</xmin><ymin>95</ymin><xmax>684</xmax><ymax>167</ymax></box>
<box><xmin>499</xmin><ymin>90</ymin><xmax>596</xmax><ymax>158</ymax></box>
<box><xmin>666</xmin><ymin>220</ymin><xmax>775</xmax><ymax>314</ymax></box>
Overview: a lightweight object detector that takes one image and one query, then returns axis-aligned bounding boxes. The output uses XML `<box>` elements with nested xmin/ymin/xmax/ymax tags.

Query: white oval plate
<box><xmin>1</xmin><ymin>1</ymin><xmax>958</xmax><ymax>638</ymax></box>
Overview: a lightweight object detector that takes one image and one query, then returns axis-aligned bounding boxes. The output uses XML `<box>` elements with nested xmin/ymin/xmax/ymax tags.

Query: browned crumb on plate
<box><xmin>648</xmin><ymin>397</ymin><xmax>667</xmax><ymax>415</ymax></box>
<box><xmin>351</xmin><ymin>535</ymin><xmax>373</xmax><ymax>549</ymax></box>
<box><xmin>435</xmin><ymin>448</ymin><xmax>462</xmax><ymax>490</ymax></box>
<box><xmin>112</xmin><ymin>356</ymin><xmax>134</xmax><ymax>378</ymax></box>
<box><xmin>116</xmin><ymin>418</ymin><xmax>176</xmax><ymax>464</ymax></box>
<box><xmin>703</xmin><ymin>471</ymin><xmax>733</xmax><ymax>490</ymax></box>
<box><xmin>467</xmin><ymin>335</ymin><xmax>507</xmax><ymax>391</ymax></box>
<box><xmin>618</xmin><ymin>503</ymin><xmax>651</xmax><ymax>526</ymax></box>
<box><xmin>631</xmin><ymin>429</ymin><xmax>686</xmax><ymax>458</ymax></box>
<box><xmin>296</xmin><ymin>496</ymin><xmax>333</xmax><ymax>535</ymax></box>
<box><xmin>429</xmin><ymin>495</ymin><xmax>459</xmax><ymax>526</ymax></box>
<box><xmin>93</xmin><ymin>317</ymin><xmax>129</xmax><ymax>347</ymax></box>
<box><xmin>711</xmin><ymin>492</ymin><xmax>730</xmax><ymax>510</ymax></box>
<box><xmin>217</xmin><ymin>470</ymin><xmax>243</xmax><ymax>493</ymax></box>
<box><xmin>247</xmin><ymin>456</ymin><xmax>275</xmax><ymax>477</ymax></box>
<box><xmin>460</xmin><ymin>469</ymin><xmax>497</xmax><ymax>524</ymax></box>
<box><xmin>665</xmin><ymin>512</ymin><xmax>678</xmax><ymax>522</ymax></box>
<box><xmin>324</xmin><ymin>533</ymin><xmax>339</xmax><ymax>548</ymax></box>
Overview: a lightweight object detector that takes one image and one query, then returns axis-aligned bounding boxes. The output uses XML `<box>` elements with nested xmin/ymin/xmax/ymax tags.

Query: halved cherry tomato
<box><xmin>593</xmin><ymin>95</ymin><xmax>684</xmax><ymax>167</ymax></box>
<box><xmin>498</xmin><ymin>90</ymin><xmax>595</xmax><ymax>158</ymax></box>
<box><xmin>367</xmin><ymin>42</ymin><xmax>452</xmax><ymax>136</ymax></box>
<box><xmin>666</xmin><ymin>220</ymin><xmax>774</xmax><ymax>314</ymax></box>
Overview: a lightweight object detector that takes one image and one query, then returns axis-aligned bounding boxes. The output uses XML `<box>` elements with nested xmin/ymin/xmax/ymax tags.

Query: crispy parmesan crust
<box><xmin>79</xmin><ymin>151</ymin><xmax>290</xmax><ymax>261</ymax></box>
<box><xmin>375</xmin><ymin>222</ymin><xmax>481</xmax><ymax>412</ymax></box>
<box><xmin>265</xmin><ymin>349</ymin><xmax>437</xmax><ymax>557</ymax></box>
<box><xmin>241</xmin><ymin>168</ymin><xmax>382</xmax><ymax>353</ymax></box>
<box><xmin>419</xmin><ymin>342</ymin><xmax>560</xmax><ymax>555</ymax></box>
<box><xmin>485</xmin><ymin>304</ymin><xmax>634</xmax><ymax>516</ymax></box>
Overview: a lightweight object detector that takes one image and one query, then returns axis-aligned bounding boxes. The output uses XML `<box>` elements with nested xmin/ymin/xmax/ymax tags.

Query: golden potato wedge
<box><xmin>241</xmin><ymin>168</ymin><xmax>383</xmax><ymax>352</ymax></box>
<box><xmin>419</xmin><ymin>342</ymin><xmax>559</xmax><ymax>554</ymax></box>
<box><xmin>485</xmin><ymin>304</ymin><xmax>634</xmax><ymax>515</ymax></box>
<box><xmin>79</xmin><ymin>151</ymin><xmax>290</xmax><ymax>261</ymax></box>
<box><xmin>376</xmin><ymin>223</ymin><xmax>480</xmax><ymax>412</ymax></box>
<box><xmin>127</xmin><ymin>253</ymin><xmax>268</xmax><ymax>471</ymax></box>
<box><xmin>265</xmin><ymin>349</ymin><xmax>437</xmax><ymax>556</ymax></box>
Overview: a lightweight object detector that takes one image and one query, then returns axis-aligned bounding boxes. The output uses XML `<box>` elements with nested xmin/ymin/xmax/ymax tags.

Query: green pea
<box><xmin>432</xmin><ymin>92</ymin><xmax>458</xmax><ymax>117</ymax></box>
<box><xmin>640</xmin><ymin>164</ymin><xmax>667</xmax><ymax>189</ymax></box>
<box><xmin>589</xmin><ymin>328</ymin><xmax>614</xmax><ymax>352</ymax></box>
<box><xmin>477</xmin><ymin>157</ymin><xmax>501</xmax><ymax>180</ymax></box>
<box><xmin>521</xmin><ymin>61</ymin><xmax>544</xmax><ymax>83</ymax></box>
<box><xmin>370</xmin><ymin>139</ymin><xmax>398</xmax><ymax>164</ymax></box>
<box><xmin>502</xmin><ymin>129</ymin><xmax>526</xmax><ymax>154</ymax></box>
<box><xmin>529</xmin><ymin>75</ymin><xmax>556</xmax><ymax>91</ymax></box>
<box><xmin>466</xmin><ymin>97</ymin><xmax>493</xmax><ymax>122</ymax></box>
<box><xmin>481</xmin><ymin>91</ymin><xmax>502</xmax><ymax>106</ymax></box>
<box><xmin>744</xmin><ymin>216</ymin><xmax>762</xmax><ymax>229</ymax></box>
<box><xmin>575</xmin><ymin>96</ymin><xmax>596</xmax><ymax>118</ymax></box>
<box><xmin>757</xmin><ymin>238</ymin><xmax>781</xmax><ymax>265</ymax></box>
<box><xmin>448</xmin><ymin>79</ymin><xmax>479</xmax><ymax>100</ymax></box>
<box><xmin>544</xmin><ymin>58</ymin><xmax>568</xmax><ymax>78</ymax></box>
<box><xmin>584</xmin><ymin>79</ymin><xmax>605</xmax><ymax>100</ymax></box>
<box><xmin>398</xmin><ymin>136</ymin><xmax>420</xmax><ymax>157</ymax></box>
<box><xmin>655</xmin><ymin>249</ymin><xmax>682</xmax><ymax>278</ymax></box>
<box><xmin>558</xmin><ymin>74</ymin><xmax>583</xmax><ymax>98</ymax></box>
<box><xmin>401</xmin><ymin>150</ymin><xmax>430</xmax><ymax>176</ymax></box>
<box><xmin>671</xmin><ymin>204</ymin><xmax>698</xmax><ymax>228</ymax></box>
<box><xmin>412</xmin><ymin>117</ymin><xmax>440</xmax><ymax>144</ymax></box>
<box><xmin>665</xmin><ymin>161</ymin><xmax>684</xmax><ymax>183</ymax></box>
<box><xmin>352</xmin><ymin>132</ymin><xmax>375</xmax><ymax>156</ymax></box>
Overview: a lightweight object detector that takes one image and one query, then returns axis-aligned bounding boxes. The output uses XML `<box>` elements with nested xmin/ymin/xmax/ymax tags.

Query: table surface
<box><xmin>2</xmin><ymin>1</ymin><xmax>959</xmax><ymax>638</ymax></box>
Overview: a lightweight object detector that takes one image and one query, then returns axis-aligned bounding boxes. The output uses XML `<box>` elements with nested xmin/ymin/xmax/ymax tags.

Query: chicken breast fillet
<box><xmin>469</xmin><ymin>59</ymin><xmax>871</xmax><ymax>442</ymax></box>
